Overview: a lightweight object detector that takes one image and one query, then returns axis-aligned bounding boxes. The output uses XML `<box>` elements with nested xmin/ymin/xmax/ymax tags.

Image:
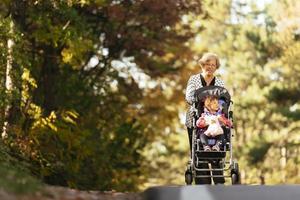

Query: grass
<box><xmin>0</xmin><ymin>141</ymin><xmax>42</xmax><ymax>194</ymax></box>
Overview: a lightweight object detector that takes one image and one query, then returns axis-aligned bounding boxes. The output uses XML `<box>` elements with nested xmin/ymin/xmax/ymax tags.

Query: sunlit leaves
<box><xmin>61</xmin><ymin>110</ymin><xmax>79</xmax><ymax>125</ymax></box>
<box><xmin>32</xmin><ymin>111</ymin><xmax>57</xmax><ymax>132</ymax></box>
<box><xmin>1</xmin><ymin>0</ymin><xmax>207</xmax><ymax>191</ymax></box>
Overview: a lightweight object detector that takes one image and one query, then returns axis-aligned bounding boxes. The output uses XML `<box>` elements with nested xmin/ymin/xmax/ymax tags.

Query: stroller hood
<box><xmin>194</xmin><ymin>86</ymin><xmax>231</xmax><ymax>104</ymax></box>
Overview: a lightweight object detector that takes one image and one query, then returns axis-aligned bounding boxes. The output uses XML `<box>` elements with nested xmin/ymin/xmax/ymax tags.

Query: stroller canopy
<box><xmin>194</xmin><ymin>86</ymin><xmax>231</xmax><ymax>104</ymax></box>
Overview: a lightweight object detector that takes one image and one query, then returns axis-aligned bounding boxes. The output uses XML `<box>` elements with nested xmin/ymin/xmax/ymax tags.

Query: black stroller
<box><xmin>185</xmin><ymin>86</ymin><xmax>240</xmax><ymax>185</ymax></box>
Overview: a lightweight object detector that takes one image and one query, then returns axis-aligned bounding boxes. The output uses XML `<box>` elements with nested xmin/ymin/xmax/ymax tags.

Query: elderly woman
<box><xmin>185</xmin><ymin>52</ymin><xmax>225</xmax><ymax>185</ymax></box>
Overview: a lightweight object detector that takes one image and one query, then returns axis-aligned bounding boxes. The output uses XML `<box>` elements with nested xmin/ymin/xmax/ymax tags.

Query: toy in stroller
<box><xmin>184</xmin><ymin>86</ymin><xmax>240</xmax><ymax>185</ymax></box>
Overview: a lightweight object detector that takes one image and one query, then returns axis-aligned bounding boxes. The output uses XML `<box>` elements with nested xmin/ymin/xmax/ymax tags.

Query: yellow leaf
<box><xmin>61</xmin><ymin>48</ymin><xmax>73</xmax><ymax>63</ymax></box>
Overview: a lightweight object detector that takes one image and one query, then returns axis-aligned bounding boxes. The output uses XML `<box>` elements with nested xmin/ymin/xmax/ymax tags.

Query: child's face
<box><xmin>204</xmin><ymin>97</ymin><xmax>219</xmax><ymax>112</ymax></box>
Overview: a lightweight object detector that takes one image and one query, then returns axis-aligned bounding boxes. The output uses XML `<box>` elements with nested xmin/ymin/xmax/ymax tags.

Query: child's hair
<box><xmin>204</xmin><ymin>95</ymin><xmax>219</xmax><ymax>112</ymax></box>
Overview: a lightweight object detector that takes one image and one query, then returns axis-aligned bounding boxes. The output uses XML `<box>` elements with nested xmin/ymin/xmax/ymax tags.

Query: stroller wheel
<box><xmin>185</xmin><ymin>170</ymin><xmax>193</xmax><ymax>185</ymax></box>
<box><xmin>231</xmin><ymin>161</ymin><xmax>240</xmax><ymax>184</ymax></box>
<box><xmin>231</xmin><ymin>173</ymin><xmax>240</xmax><ymax>185</ymax></box>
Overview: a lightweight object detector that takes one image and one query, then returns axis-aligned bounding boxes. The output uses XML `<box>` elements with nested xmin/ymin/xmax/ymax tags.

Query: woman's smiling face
<box><xmin>201</xmin><ymin>59</ymin><xmax>217</xmax><ymax>76</ymax></box>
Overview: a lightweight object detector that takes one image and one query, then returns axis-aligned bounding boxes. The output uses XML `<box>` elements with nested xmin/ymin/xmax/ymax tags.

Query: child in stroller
<box><xmin>196</xmin><ymin>95</ymin><xmax>232</xmax><ymax>152</ymax></box>
<box><xmin>185</xmin><ymin>86</ymin><xmax>240</xmax><ymax>185</ymax></box>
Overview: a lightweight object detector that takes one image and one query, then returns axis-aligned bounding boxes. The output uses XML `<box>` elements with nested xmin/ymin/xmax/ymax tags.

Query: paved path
<box><xmin>143</xmin><ymin>185</ymin><xmax>300</xmax><ymax>200</ymax></box>
<box><xmin>3</xmin><ymin>185</ymin><xmax>300</xmax><ymax>200</ymax></box>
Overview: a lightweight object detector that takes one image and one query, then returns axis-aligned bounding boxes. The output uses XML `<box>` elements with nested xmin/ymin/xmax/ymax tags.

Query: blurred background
<box><xmin>0</xmin><ymin>0</ymin><xmax>300</xmax><ymax>193</ymax></box>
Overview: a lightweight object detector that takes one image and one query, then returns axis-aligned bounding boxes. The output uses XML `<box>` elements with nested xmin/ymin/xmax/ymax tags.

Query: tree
<box><xmin>0</xmin><ymin>0</ymin><xmax>203</xmax><ymax>191</ymax></box>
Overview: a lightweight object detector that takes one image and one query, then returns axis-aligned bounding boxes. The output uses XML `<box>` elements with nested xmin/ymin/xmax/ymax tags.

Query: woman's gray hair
<box><xmin>198</xmin><ymin>52</ymin><xmax>220</xmax><ymax>69</ymax></box>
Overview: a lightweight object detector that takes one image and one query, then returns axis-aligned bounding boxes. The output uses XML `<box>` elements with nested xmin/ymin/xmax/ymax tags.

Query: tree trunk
<box><xmin>36</xmin><ymin>45</ymin><xmax>60</xmax><ymax>115</ymax></box>
<box><xmin>280</xmin><ymin>145</ymin><xmax>287</xmax><ymax>183</ymax></box>
<box><xmin>2</xmin><ymin>20</ymin><xmax>14</xmax><ymax>139</ymax></box>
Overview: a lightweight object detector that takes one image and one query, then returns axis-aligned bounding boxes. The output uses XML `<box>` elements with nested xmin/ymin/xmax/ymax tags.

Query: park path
<box><xmin>0</xmin><ymin>186</ymin><xmax>142</xmax><ymax>200</ymax></box>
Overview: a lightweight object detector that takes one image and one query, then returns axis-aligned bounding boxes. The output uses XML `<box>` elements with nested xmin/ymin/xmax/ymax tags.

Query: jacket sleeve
<box><xmin>185</xmin><ymin>75</ymin><xmax>195</xmax><ymax>105</ymax></box>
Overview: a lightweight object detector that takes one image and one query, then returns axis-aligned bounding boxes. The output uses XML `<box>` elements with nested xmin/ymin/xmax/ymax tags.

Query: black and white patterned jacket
<box><xmin>185</xmin><ymin>73</ymin><xmax>225</xmax><ymax>128</ymax></box>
